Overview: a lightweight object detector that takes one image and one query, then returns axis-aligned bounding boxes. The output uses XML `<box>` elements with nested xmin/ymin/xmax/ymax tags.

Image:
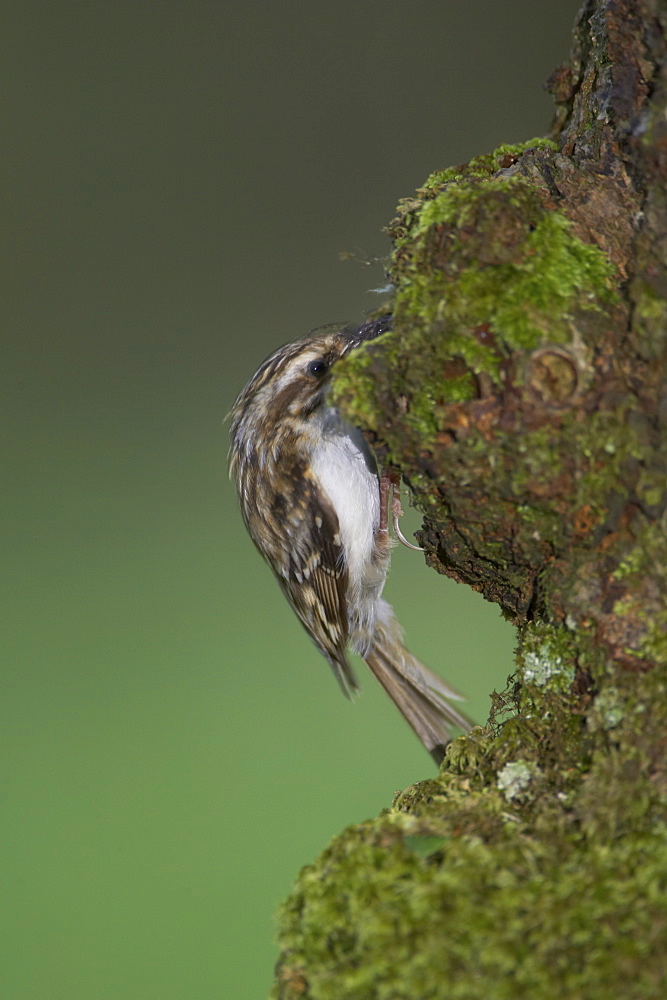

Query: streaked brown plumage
<box><xmin>229</xmin><ymin>316</ymin><xmax>472</xmax><ymax>762</ymax></box>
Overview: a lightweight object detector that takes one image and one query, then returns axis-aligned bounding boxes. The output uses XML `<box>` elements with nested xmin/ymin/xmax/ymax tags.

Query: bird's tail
<box><xmin>363</xmin><ymin>601</ymin><xmax>474</xmax><ymax>764</ymax></box>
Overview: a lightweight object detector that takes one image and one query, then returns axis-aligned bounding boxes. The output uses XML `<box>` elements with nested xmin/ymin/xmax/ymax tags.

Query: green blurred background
<box><xmin>3</xmin><ymin>2</ymin><xmax>579</xmax><ymax>997</ymax></box>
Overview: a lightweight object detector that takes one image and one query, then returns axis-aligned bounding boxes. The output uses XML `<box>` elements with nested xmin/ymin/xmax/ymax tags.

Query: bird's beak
<box><xmin>345</xmin><ymin>314</ymin><xmax>393</xmax><ymax>350</ymax></box>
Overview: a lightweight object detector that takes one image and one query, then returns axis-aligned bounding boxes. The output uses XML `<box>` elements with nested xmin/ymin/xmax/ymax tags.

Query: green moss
<box><xmin>643</xmin><ymin>614</ymin><xmax>667</xmax><ymax>666</ymax></box>
<box><xmin>273</xmin><ymin>619</ymin><xmax>667</xmax><ymax>998</ymax></box>
<box><xmin>274</xmin><ymin>622</ymin><xmax>667</xmax><ymax>998</ymax></box>
<box><xmin>335</xmin><ymin>139</ymin><xmax>617</xmax><ymax>490</ymax></box>
<box><xmin>395</xmin><ymin>181</ymin><xmax>615</xmax><ymax>356</ymax></box>
<box><xmin>337</xmin><ymin>157</ymin><xmax>618</xmax><ymax>483</ymax></box>
<box><xmin>610</xmin><ymin>520</ymin><xmax>667</xmax><ymax>668</ymax></box>
<box><xmin>274</xmin><ymin>751</ymin><xmax>667</xmax><ymax>1000</ymax></box>
<box><xmin>420</xmin><ymin>138</ymin><xmax>558</xmax><ymax>190</ymax></box>
<box><xmin>330</xmin><ymin>332</ymin><xmax>390</xmax><ymax>436</ymax></box>
<box><xmin>436</xmin><ymin>371</ymin><xmax>476</xmax><ymax>403</ymax></box>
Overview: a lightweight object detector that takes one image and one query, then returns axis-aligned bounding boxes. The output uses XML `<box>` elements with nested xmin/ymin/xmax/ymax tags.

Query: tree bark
<box><xmin>272</xmin><ymin>2</ymin><xmax>667</xmax><ymax>997</ymax></box>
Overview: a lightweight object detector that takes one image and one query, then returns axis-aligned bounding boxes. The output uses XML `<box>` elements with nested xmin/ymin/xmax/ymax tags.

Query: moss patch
<box><xmin>274</xmin><ymin>814</ymin><xmax>667</xmax><ymax>1000</ymax></box>
<box><xmin>274</xmin><ymin>622</ymin><xmax>667</xmax><ymax>1000</ymax></box>
<box><xmin>334</xmin><ymin>141</ymin><xmax>616</xmax><ymax>462</ymax></box>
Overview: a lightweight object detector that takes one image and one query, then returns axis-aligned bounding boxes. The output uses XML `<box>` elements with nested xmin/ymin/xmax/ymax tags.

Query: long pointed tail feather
<box><xmin>363</xmin><ymin>605</ymin><xmax>474</xmax><ymax>764</ymax></box>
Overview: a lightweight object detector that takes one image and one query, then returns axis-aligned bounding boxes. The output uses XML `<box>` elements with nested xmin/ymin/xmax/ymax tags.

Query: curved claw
<box><xmin>392</xmin><ymin>510</ymin><xmax>425</xmax><ymax>551</ymax></box>
<box><xmin>383</xmin><ymin>469</ymin><xmax>425</xmax><ymax>552</ymax></box>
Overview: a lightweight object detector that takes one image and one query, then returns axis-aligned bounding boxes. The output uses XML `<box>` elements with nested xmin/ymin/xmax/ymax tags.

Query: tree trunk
<box><xmin>272</xmin><ymin>2</ymin><xmax>667</xmax><ymax>997</ymax></box>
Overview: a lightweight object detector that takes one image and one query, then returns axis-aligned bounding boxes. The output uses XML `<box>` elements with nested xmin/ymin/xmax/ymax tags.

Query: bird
<box><xmin>228</xmin><ymin>316</ymin><xmax>472</xmax><ymax>763</ymax></box>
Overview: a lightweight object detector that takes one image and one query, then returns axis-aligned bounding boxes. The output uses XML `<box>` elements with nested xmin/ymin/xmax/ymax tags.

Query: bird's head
<box><xmin>229</xmin><ymin>315</ymin><xmax>391</xmax><ymax>435</ymax></box>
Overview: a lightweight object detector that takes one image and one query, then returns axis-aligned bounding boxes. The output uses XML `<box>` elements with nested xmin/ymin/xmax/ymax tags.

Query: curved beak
<box><xmin>344</xmin><ymin>314</ymin><xmax>393</xmax><ymax>350</ymax></box>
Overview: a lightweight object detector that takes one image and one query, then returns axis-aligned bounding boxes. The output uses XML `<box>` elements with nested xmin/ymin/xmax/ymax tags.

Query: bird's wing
<box><xmin>274</xmin><ymin>472</ymin><xmax>359</xmax><ymax>697</ymax></box>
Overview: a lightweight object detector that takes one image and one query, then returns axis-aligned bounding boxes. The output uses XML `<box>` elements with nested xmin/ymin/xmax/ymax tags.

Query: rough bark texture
<box><xmin>272</xmin><ymin>2</ymin><xmax>667</xmax><ymax>997</ymax></box>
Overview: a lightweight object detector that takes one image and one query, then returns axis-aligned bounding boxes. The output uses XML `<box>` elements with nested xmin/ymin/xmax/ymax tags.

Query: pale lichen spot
<box><xmin>497</xmin><ymin>761</ymin><xmax>535</xmax><ymax>801</ymax></box>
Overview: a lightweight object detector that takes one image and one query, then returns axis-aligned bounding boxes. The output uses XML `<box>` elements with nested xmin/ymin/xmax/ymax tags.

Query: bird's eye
<box><xmin>307</xmin><ymin>358</ymin><xmax>329</xmax><ymax>378</ymax></box>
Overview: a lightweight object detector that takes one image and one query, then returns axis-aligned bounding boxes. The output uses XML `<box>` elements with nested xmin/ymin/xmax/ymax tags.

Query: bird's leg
<box><xmin>391</xmin><ymin>481</ymin><xmax>425</xmax><ymax>552</ymax></box>
<box><xmin>379</xmin><ymin>467</ymin><xmax>424</xmax><ymax>552</ymax></box>
<box><xmin>378</xmin><ymin>467</ymin><xmax>392</xmax><ymax>538</ymax></box>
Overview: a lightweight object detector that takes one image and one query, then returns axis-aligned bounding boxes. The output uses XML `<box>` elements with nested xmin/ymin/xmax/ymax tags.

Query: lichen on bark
<box><xmin>272</xmin><ymin>2</ymin><xmax>667</xmax><ymax>997</ymax></box>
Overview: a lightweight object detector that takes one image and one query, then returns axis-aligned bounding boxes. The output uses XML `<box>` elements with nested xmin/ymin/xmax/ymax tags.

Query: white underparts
<box><xmin>310</xmin><ymin>408</ymin><xmax>386</xmax><ymax>648</ymax></box>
